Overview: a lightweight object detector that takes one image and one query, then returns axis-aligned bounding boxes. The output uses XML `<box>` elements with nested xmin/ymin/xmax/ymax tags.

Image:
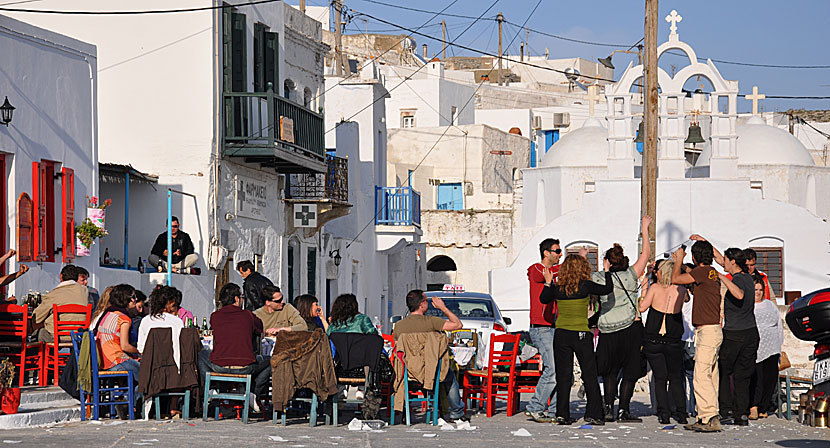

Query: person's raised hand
<box><xmin>18</xmin><ymin>264</ymin><xmax>29</xmax><ymax>275</ymax></box>
<box><xmin>689</xmin><ymin>234</ymin><xmax>706</xmax><ymax>242</ymax></box>
<box><xmin>671</xmin><ymin>248</ymin><xmax>685</xmax><ymax>263</ymax></box>
<box><xmin>4</xmin><ymin>249</ymin><xmax>15</xmax><ymax>259</ymax></box>
<box><xmin>641</xmin><ymin>215</ymin><xmax>653</xmax><ymax>229</ymax></box>
<box><xmin>578</xmin><ymin>246</ymin><xmax>589</xmax><ymax>258</ymax></box>
<box><xmin>431</xmin><ymin>296</ymin><xmax>445</xmax><ymax>310</ymax></box>
<box><xmin>542</xmin><ymin>268</ymin><xmax>554</xmax><ymax>285</ymax></box>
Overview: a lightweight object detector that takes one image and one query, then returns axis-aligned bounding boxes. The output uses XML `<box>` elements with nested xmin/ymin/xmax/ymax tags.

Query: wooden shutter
<box><xmin>751</xmin><ymin>247</ymin><xmax>783</xmax><ymax>298</ymax></box>
<box><xmin>231</xmin><ymin>12</ymin><xmax>247</xmax><ymax>92</ymax></box>
<box><xmin>254</xmin><ymin>23</ymin><xmax>265</xmax><ymax>92</ymax></box>
<box><xmin>61</xmin><ymin>167</ymin><xmax>75</xmax><ymax>262</ymax></box>
<box><xmin>17</xmin><ymin>193</ymin><xmax>33</xmax><ymax>262</ymax></box>
<box><xmin>32</xmin><ymin>162</ymin><xmax>48</xmax><ymax>261</ymax></box>
<box><xmin>566</xmin><ymin>246</ymin><xmax>599</xmax><ymax>271</ymax></box>
<box><xmin>265</xmin><ymin>31</ymin><xmax>278</xmax><ymax>93</ymax></box>
<box><xmin>0</xmin><ymin>155</ymin><xmax>5</xmax><ymax>277</ymax></box>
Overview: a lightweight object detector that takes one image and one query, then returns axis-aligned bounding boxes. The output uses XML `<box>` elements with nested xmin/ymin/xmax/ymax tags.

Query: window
<box><xmin>307</xmin><ymin>247</ymin><xmax>317</xmax><ymax>296</ymax></box>
<box><xmin>32</xmin><ymin>161</ymin><xmax>56</xmax><ymax>262</ymax></box>
<box><xmin>304</xmin><ymin>87</ymin><xmax>312</xmax><ymax>108</ymax></box>
<box><xmin>401</xmin><ymin>111</ymin><xmax>416</xmax><ymax>128</ymax></box>
<box><xmin>254</xmin><ymin>23</ymin><xmax>279</xmax><ymax>93</ymax></box>
<box><xmin>16</xmin><ymin>193</ymin><xmax>33</xmax><ymax>262</ymax></box>
<box><xmin>436</xmin><ymin>183</ymin><xmax>463</xmax><ymax>210</ymax></box>
<box><xmin>222</xmin><ymin>9</ymin><xmax>247</xmax><ymax>92</ymax></box>
<box><xmin>254</xmin><ymin>253</ymin><xmax>263</xmax><ymax>272</ymax></box>
<box><xmin>751</xmin><ymin>247</ymin><xmax>783</xmax><ymax>298</ymax></box>
<box><xmin>0</xmin><ymin>155</ymin><xmax>5</xmax><ymax>289</ymax></box>
<box><xmin>566</xmin><ymin>246</ymin><xmax>599</xmax><ymax>271</ymax></box>
<box><xmin>61</xmin><ymin>167</ymin><xmax>75</xmax><ymax>263</ymax></box>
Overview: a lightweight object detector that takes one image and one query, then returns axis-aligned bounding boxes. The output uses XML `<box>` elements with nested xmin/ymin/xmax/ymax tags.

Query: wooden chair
<box><xmin>70</xmin><ymin>330</ymin><xmax>135</xmax><ymax>420</ymax></box>
<box><xmin>0</xmin><ymin>304</ymin><xmax>44</xmax><ymax>387</ymax></box>
<box><xmin>513</xmin><ymin>353</ymin><xmax>544</xmax><ymax>412</ymax></box>
<box><xmin>462</xmin><ymin>333</ymin><xmax>521</xmax><ymax>417</ymax></box>
<box><xmin>203</xmin><ymin>372</ymin><xmax>252</xmax><ymax>424</ymax></box>
<box><xmin>44</xmin><ymin>303</ymin><xmax>92</xmax><ymax>385</ymax></box>
<box><xmin>393</xmin><ymin>357</ymin><xmax>442</xmax><ymax>426</ymax></box>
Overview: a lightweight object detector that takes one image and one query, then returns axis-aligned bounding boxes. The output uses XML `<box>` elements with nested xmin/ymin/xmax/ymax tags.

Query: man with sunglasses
<box><xmin>149</xmin><ymin>216</ymin><xmax>199</xmax><ymax>274</ymax></box>
<box><xmin>253</xmin><ymin>285</ymin><xmax>307</xmax><ymax>335</ymax></box>
<box><xmin>525</xmin><ymin>238</ymin><xmax>562</xmax><ymax>422</ymax></box>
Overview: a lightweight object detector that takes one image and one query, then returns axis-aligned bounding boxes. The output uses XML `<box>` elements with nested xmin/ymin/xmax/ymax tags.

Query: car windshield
<box><xmin>425</xmin><ymin>297</ymin><xmax>495</xmax><ymax>319</ymax></box>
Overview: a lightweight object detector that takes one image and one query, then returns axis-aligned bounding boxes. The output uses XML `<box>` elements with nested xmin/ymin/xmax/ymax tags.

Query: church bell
<box><xmin>685</xmin><ymin>122</ymin><xmax>705</xmax><ymax>144</ymax></box>
<box><xmin>633</xmin><ymin>121</ymin><xmax>644</xmax><ymax>143</ymax></box>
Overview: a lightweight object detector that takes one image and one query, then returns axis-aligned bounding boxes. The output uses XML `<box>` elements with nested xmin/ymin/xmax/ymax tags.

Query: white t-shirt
<box><xmin>682</xmin><ymin>295</ymin><xmax>695</xmax><ymax>343</ymax></box>
<box><xmin>138</xmin><ymin>313</ymin><xmax>184</xmax><ymax>371</ymax></box>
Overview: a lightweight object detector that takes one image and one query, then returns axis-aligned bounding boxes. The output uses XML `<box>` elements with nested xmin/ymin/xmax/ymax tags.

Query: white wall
<box><xmin>0</xmin><ymin>14</ymin><xmax>99</xmax><ymax>293</ymax></box>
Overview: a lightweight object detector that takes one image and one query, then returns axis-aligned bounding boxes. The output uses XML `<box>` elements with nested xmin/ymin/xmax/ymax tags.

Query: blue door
<box><xmin>436</xmin><ymin>183</ymin><xmax>463</xmax><ymax>210</ymax></box>
<box><xmin>544</xmin><ymin>130</ymin><xmax>559</xmax><ymax>152</ymax></box>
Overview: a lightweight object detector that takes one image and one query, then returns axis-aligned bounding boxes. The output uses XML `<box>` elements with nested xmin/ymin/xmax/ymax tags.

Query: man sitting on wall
<box><xmin>148</xmin><ymin>216</ymin><xmax>199</xmax><ymax>274</ymax></box>
<box><xmin>32</xmin><ymin>265</ymin><xmax>89</xmax><ymax>342</ymax></box>
<box><xmin>238</xmin><ymin>260</ymin><xmax>274</xmax><ymax>311</ymax></box>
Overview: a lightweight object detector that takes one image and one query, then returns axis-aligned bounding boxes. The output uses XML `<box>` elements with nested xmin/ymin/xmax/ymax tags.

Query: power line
<box><xmin>0</xmin><ymin>0</ymin><xmax>284</xmax><ymax>14</ymax></box>
<box><xmin>352</xmin><ymin>0</ymin><xmax>497</xmax><ymax>21</ymax></box>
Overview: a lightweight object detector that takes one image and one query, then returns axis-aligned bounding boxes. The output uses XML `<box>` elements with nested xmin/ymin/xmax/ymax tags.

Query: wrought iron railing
<box><xmin>374</xmin><ymin>186</ymin><xmax>421</xmax><ymax>227</ymax></box>
<box><xmin>285</xmin><ymin>154</ymin><xmax>348</xmax><ymax>202</ymax></box>
<box><xmin>223</xmin><ymin>90</ymin><xmax>324</xmax><ymax>160</ymax></box>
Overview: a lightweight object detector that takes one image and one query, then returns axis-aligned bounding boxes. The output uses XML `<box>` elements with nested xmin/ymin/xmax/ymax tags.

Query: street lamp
<box><xmin>0</xmin><ymin>97</ymin><xmax>14</xmax><ymax>126</ymax></box>
<box><xmin>329</xmin><ymin>249</ymin><xmax>342</xmax><ymax>267</ymax></box>
<box><xmin>597</xmin><ymin>46</ymin><xmax>643</xmax><ymax>70</ymax></box>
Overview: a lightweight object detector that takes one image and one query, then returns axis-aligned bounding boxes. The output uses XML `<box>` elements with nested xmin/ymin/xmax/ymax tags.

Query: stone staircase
<box><xmin>0</xmin><ymin>387</ymin><xmax>80</xmax><ymax>429</ymax></box>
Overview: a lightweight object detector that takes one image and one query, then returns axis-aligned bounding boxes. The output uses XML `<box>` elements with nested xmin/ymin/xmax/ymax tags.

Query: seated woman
<box><xmin>327</xmin><ymin>294</ymin><xmax>377</xmax><ymax>335</ymax></box>
<box><xmin>295</xmin><ymin>294</ymin><xmax>329</xmax><ymax>332</ymax></box>
<box><xmin>540</xmin><ymin>254</ymin><xmax>613</xmax><ymax>426</ymax></box>
<box><xmin>174</xmin><ymin>291</ymin><xmax>194</xmax><ymax>324</ymax></box>
<box><xmin>90</xmin><ymin>286</ymin><xmax>114</xmax><ymax>331</ymax></box>
<box><xmin>94</xmin><ymin>284</ymin><xmax>141</xmax><ymax>416</ymax></box>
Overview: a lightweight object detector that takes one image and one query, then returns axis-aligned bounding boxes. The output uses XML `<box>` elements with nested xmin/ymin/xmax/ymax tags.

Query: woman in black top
<box><xmin>541</xmin><ymin>254</ymin><xmax>613</xmax><ymax>425</ymax></box>
<box><xmin>639</xmin><ymin>259</ymin><xmax>689</xmax><ymax>424</ymax></box>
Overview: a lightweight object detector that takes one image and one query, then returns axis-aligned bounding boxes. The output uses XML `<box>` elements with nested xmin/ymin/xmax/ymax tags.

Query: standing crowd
<box><xmin>525</xmin><ymin>216</ymin><xmax>785</xmax><ymax>432</ymax></box>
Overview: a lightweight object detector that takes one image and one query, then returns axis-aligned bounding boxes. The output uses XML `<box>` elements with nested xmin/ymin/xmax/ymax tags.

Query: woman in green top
<box><xmin>540</xmin><ymin>254</ymin><xmax>613</xmax><ymax>425</ymax></box>
<box><xmin>327</xmin><ymin>294</ymin><xmax>378</xmax><ymax>335</ymax></box>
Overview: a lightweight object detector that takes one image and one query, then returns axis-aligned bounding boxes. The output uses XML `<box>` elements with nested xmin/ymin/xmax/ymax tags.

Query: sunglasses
<box><xmin>546</xmin><ymin>248</ymin><xmax>562</xmax><ymax>254</ymax></box>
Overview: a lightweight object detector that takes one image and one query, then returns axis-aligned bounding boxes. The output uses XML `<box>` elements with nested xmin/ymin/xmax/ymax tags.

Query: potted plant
<box><xmin>86</xmin><ymin>196</ymin><xmax>112</xmax><ymax>229</ymax></box>
<box><xmin>0</xmin><ymin>358</ymin><xmax>20</xmax><ymax>415</ymax></box>
<box><xmin>75</xmin><ymin>218</ymin><xmax>108</xmax><ymax>257</ymax></box>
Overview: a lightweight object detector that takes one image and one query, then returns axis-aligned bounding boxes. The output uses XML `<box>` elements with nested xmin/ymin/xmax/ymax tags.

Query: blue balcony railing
<box><xmin>375</xmin><ymin>186</ymin><xmax>421</xmax><ymax>227</ymax></box>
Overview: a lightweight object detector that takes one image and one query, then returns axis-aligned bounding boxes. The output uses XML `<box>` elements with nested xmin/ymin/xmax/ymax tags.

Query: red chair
<box><xmin>513</xmin><ymin>353</ymin><xmax>544</xmax><ymax>413</ymax></box>
<box><xmin>43</xmin><ymin>303</ymin><xmax>92</xmax><ymax>385</ymax></box>
<box><xmin>0</xmin><ymin>304</ymin><xmax>45</xmax><ymax>387</ymax></box>
<box><xmin>462</xmin><ymin>333</ymin><xmax>520</xmax><ymax>417</ymax></box>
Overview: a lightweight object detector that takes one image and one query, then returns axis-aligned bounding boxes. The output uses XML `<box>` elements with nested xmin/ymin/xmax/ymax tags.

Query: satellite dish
<box><xmin>402</xmin><ymin>38</ymin><xmax>414</xmax><ymax>50</ymax></box>
<box><xmin>564</xmin><ymin>67</ymin><xmax>580</xmax><ymax>82</ymax></box>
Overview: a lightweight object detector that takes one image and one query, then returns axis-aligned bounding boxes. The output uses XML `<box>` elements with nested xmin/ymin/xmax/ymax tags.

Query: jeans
<box><xmin>527</xmin><ymin>326</ymin><xmax>557</xmax><ymax>415</ymax></box>
<box><xmin>718</xmin><ymin>328</ymin><xmax>760</xmax><ymax>418</ymax></box>
<box><xmin>197</xmin><ymin>350</ymin><xmax>272</xmax><ymax>399</ymax></box>
<box><xmin>440</xmin><ymin>367</ymin><xmax>465</xmax><ymax>419</ymax></box>
<box><xmin>682</xmin><ymin>341</ymin><xmax>696</xmax><ymax>416</ymax></box>
<box><xmin>554</xmin><ymin>329</ymin><xmax>603</xmax><ymax>420</ymax></box>
<box><xmin>107</xmin><ymin>359</ymin><xmax>142</xmax><ymax>406</ymax></box>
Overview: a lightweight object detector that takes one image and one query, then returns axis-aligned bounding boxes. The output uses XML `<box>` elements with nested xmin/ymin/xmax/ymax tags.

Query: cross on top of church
<box><xmin>586</xmin><ymin>85</ymin><xmax>600</xmax><ymax>117</ymax></box>
<box><xmin>666</xmin><ymin>10</ymin><xmax>682</xmax><ymax>40</ymax></box>
<box><xmin>746</xmin><ymin>86</ymin><xmax>766</xmax><ymax>115</ymax></box>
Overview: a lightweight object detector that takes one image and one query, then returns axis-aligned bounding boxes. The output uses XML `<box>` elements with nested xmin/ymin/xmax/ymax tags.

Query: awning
<box><xmin>99</xmin><ymin>163</ymin><xmax>158</xmax><ymax>185</ymax></box>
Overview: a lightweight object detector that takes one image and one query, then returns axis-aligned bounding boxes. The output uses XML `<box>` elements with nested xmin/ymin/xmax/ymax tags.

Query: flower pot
<box><xmin>87</xmin><ymin>208</ymin><xmax>106</xmax><ymax>229</ymax></box>
<box><xmin>0</xmin><ymin>387</ymin><xmax>21</xmax><ymax>414</ymax></box>
<box><xmin>76</xmin><ymin>237</ymin><xmax>91</xmax><ymax>257</ymax></box>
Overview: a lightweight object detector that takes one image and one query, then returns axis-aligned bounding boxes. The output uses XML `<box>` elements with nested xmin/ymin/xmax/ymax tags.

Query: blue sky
<box><xmin>332</xmin><ymin>0</ymin><xmax>830</xmax><ymax>112</ymax></box>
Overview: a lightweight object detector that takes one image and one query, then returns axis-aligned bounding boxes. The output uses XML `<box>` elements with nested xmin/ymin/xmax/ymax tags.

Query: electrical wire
<box><xmin>351</xmin><ymin>0</ymin><xmax>497</xmax><ymax>21</ymax></box>
<box><xmin>0</xmin><ymin>0</ymin><xmax>285</xmax><ymax>14</ymax></box>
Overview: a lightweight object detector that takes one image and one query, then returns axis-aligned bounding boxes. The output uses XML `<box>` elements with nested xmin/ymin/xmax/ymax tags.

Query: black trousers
<box><xmin>598</xmin><ymin>322</ymin><xmax>644</xmax><ymax>413</ymax></box>
<box><xmin>643</xmin><ymin>339</ymin><xmax>687</xmax><ymax>418</ymax></box>
<box><xmin>750</xmin><ymin>354</ymin><xmax>780</xmax><ymax>414</ymax></box>
<box><xmin>718</xmin><ymin>328</ymin><xmax>760</xmax><ymax>417</ymax></box>
<box><xmin>554</xmin><ymin>329</ymin><xmax>603</xmax><ymax>420</ymax></box>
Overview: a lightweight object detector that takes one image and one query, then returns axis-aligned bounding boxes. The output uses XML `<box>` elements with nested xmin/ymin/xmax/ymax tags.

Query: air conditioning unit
<box><xmin>532</xmin><ymin>115</ymin><xmax>542</xmax><ymax>130</ymax></box>
<box><xmin>553</xmin><ymin>112</ymin><xmax>570</xmax><ymax>127</ymax></box>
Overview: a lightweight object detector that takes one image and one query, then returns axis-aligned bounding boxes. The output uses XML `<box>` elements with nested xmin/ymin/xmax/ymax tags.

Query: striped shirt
<box><xmin>97</xmin><ymin>311</ymin><xmax>132</xmax><ymax>369</ymax></box>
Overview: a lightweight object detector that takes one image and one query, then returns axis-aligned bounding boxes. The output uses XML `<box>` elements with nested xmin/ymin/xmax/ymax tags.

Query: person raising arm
<box><xmin>432</xmin><ymin>296</ymin><xmax>463</xmax><ymax>332</ymax></box>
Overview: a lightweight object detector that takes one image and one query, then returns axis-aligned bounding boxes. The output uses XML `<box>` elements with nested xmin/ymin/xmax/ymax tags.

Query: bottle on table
<box><xmin>103</xmin><ymin>248</ymin><xmax>110</xmax><ymax>265</ymax></box>
<box><xmin>202</xmin><ymin>317</ymin><xmax>208</xmax><ymax>331</ymax></box>
<box><xmin>137</xmin><ymin>257</ymin><xmax>144</xmax><ymax>274</ymax></box>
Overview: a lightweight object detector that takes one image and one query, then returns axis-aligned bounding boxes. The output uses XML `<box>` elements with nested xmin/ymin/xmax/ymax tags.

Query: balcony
<box><xmin>223</xmin><ymin>90</ymin><xmax>326</xmax><ymax>173</ymax></box>
<box><xmin>284</xmin><ymin>154</ymin><xmax>351</xmax><ymax>231</ymax></box>
<box><xmin>375</xmin><ymin>186</ymin><xmax>422</xmax><ymax>251</ymax></box>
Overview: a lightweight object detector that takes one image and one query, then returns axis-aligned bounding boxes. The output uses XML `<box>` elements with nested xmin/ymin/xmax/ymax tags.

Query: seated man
<box><xmin>76</xmin><ymin>266</ymin><xmax>100</xmax><ymax>309</ymax></box>
<box><xmin>393</xmin><ymin>289</ymin><xmax>467</xmax><ymax>423</ymax></box>
<box><xmin>254</xmin><ymin>286</ymin><xmax>307</xmax><ymax>335</ymax></box>
<box><xmin>32</xmin><ymin>265</ymin><xmax>89</xmax><ymax>342</ymax></box>
<box><xmin>198</xmin><ymin>283</ymin><xmax>271</xmax><ymax>403</ymax></box>
<box><xmin>148</xmin><ymin>216</ymin><xmax>199</xmax><ymax>274</ymax></box>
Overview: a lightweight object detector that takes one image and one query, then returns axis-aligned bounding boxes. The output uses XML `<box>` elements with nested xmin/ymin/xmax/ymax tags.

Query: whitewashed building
<box><xmin>490</xmin><ymin>11</ymin><xmax>830</xmax><ymax>330</ymax></box>
<box><xmin>9</xmin><ymin>1</ymin><xmax>336</xmax><ymax>318</ymax></box>
<box><xmin>0</xmin><ymin>14</ymin><xmax>99</xmax><ymax>295</ymax></box>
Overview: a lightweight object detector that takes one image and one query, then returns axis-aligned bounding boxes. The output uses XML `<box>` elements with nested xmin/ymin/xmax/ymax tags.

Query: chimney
<box><xmin>422</xmin><ymin>44</ymin><xmax>428</xmax><ymax>59</ymax></box>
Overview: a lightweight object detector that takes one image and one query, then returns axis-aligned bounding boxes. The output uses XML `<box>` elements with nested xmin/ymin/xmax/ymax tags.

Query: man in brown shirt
<box><xmin>672</xmin><ymin>241</ymin><xmax>723</xmax><ymax>433</ymax></box>
<box><xmin>33</xmin><ymin>265</ymin><xmax>89</xmax><ymax>342</ymax></box>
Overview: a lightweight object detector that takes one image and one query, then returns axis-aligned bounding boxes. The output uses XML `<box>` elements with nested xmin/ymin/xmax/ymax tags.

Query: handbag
<box><xmin>596</xmin><ymin>271</ymin><xmax>639</xmax><ymax>332</ymax></box>
<box><xmin>779</xmin><ymin>351</ymin><xmax>791</xmax><ymax>371</ymax></box>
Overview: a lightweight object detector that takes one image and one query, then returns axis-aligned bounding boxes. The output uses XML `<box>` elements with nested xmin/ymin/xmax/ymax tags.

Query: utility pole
<box><xmin>442</xmin><ymin>20</ymin><xmax>447</xmax><ymax>60</ymax></box>
<box><xmin>497</xmin><ymin>12</ymin><xmax>504</xmax><ymax>86</ymax></box>
<box><xmin>520</xmin><ymin>42</ymin><xmax>524</xmax><ymax>61</ymax></box>
<box><xmin>642</xmin><ymin>0</ymin><xmax>658</xmax><ymax>261</ymax></box>
<box><xmin>300</xmin><ymin>0</ymin><xmax>306</xmax><ymax>13</ymax></box>
<box><xmin>334</xmin><ymin>0</ymin><xmax>343</xmax><ymax>76</ymax></box>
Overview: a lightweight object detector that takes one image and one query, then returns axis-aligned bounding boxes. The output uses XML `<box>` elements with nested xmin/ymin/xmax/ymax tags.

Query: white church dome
<box><xmin>540</xmin><ymin>118</ymin><xmax>607</xmax><ymax>168</ymax></box>
<box><xmin>699</xmin><ymin>116</ymin><xmax>815</xmax><ymax>167</ymax></box>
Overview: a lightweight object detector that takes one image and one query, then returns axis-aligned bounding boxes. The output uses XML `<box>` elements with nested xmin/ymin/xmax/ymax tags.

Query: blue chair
<box><xmin>202</xmin><ymin>372</ymin><xmax>252</xmax><ymax>424</ymax></box>
<box><xmin>273</xmin><ymin>392</ymin><xmax>326</xmax><ymax>427</ymax></box>
<box><xmin>398</xmin><ymin>358</ymin><xmax>442</xmax><ymax>426</ymax></box>
<box><xmin>70</xmin><ymin>330</ymin><xmax>135</xmax><ymax>421</ymax></box>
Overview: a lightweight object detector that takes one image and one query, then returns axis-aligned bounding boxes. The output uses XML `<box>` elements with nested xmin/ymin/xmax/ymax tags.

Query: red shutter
<box><xmin>0</xmin><ymin>155</ymin><xmax>5</xmax><ymax>292</ymax></box>
<box><xmin>32</xmin><ymin>162</ymin><xmax>48</xmax><ymax>261</ymax></box>
<box><xmin>17</xmin><ymin>193</ymin><xmax>33</xmax><ymax>262</ymax></box>
<box><xmin>62</xmin><ymin>167</ymin><xmax>75</xmax><ymax>262</ymax></box>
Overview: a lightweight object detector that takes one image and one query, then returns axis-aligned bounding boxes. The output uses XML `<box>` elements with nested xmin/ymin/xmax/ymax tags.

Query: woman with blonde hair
<box><xmin>639</xmin><ymin>258</ymin><xmax>689</xmax><ymax>424</ymax></box>
<box><xmin>540</xmin><ymin>254</ymin><xmax>613</xmax><ymax>425</ymax></box>
<box><xmin>90</xmin><ymin>286</ymin><xmax>115</xmax><ymax>330</ymax></box>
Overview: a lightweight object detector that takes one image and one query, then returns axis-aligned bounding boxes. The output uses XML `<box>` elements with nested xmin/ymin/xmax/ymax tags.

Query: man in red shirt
<box><xmin>743</xmin><ymin>249</ymin><xmax>773</xmax><ymax>301</ymax></box>
<box><xmin>524</xmin><ymin>238</ymin><xmax>562</xmax><ymax>422</ymax></box>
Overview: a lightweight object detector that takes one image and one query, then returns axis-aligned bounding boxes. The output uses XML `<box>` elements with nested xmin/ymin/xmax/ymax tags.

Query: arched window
<box><xmin>303</xmin><ymin>87</ymin><xmax>312</xmax><ymax>108</ymax></box>
<box><xmin>284</xmin><ymin>79</ymin><xmax>295</xmax><ymax>100</ymax></box>
<box><xmin>427</xmin><ymin>255</ymin><xmax>456</xmax><ymax>272</ymax></box>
